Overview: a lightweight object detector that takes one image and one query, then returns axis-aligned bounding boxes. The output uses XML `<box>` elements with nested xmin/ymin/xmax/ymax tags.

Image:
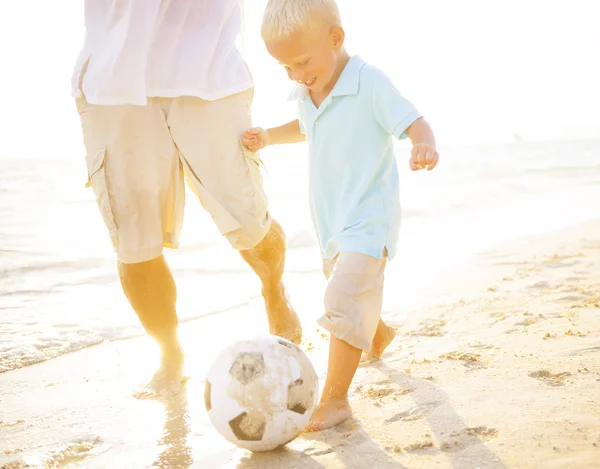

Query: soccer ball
<box><xmin>204</xmin><ymin>335</ymin><xmax>319</xmax><ymax>452</ymax></box>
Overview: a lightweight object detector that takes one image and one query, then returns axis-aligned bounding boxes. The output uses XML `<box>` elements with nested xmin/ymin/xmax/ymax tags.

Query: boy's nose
<box><xmin>292</xmin><ymin>71</ymin><xmax>304</xmax><ymax>84</ymax></box>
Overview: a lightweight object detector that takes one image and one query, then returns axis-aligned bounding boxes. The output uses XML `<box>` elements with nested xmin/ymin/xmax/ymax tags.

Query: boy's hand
<box><xmin>409</xmin><ymin>143</ymin><xmax>439</xmax><ymax>171</ymax></box>
<box><xmin>242</xmin><ymin>127</ymin><xmax>271</xmax><ymax>152</ymax></box>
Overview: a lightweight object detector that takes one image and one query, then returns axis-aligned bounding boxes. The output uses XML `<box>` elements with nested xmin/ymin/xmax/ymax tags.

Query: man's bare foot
<box><xmin>263</xmin><ymin>283</ymin><xmax>302</xmax><ymax>345</ymax></box>
<box><xmin>305</xmin><ymin>398</ymin><xmax>352</xmax><ymax>432</ymax></box>
<box><xmin>362</xmin><ymin>324</ymin><xmax>396</xmax><ymax>363</ymax></box>
<box><xmin>133</xmin><ymin>364</ymin><xmax>187</xmax><ymax>400</ymax></box>
<box><xmin>134</xmin><ymin>343</ymin><xmax>186</xmax><ymax>400</ymax></box>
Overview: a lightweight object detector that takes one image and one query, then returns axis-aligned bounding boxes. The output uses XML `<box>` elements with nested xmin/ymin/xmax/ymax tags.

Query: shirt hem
<box><xmin>146</xmin><ymin>82</ymin><xmax>254</xmax><ymax>101</ymax></box>
<box><xmin>321</xmin><ymin>241</ymin><xmax>397</xmax><ymax>261</ymax></box>
<box><xmin>71</xmin><ymin>82</ymin><xmax>254</xmax><ymax>105</ymax></box>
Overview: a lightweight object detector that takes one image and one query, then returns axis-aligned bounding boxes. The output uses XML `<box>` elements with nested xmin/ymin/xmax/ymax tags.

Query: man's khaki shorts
<box><xmin>76</xmin><ymin>89</ymin><xmax>270</xmax><ymax>264</ymax></box>
<box><xmin>317</xmin><ymin>251</ymin><xmax>387</xmax><ymax>352</ymax></box>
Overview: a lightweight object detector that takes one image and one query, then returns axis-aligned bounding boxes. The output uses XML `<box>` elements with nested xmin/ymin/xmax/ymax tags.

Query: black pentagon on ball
<box><xmin>287</xmin><ymin>378</ymin><xmax>314</xmax><ymax>415</ymax></box>
<box><xmin>229</xmin><ymin>412</ymin><xmax>266</xmax><ymax>441</ymax></box>
<box><xmin>229</xmin><ymin>352</ymin><xmax>266</xmax><ymax>385</ymax></box>
<box><xmin>204</xmin><ymin>380</ymin><xmax>211</xmax><ymax>411</ymax></box>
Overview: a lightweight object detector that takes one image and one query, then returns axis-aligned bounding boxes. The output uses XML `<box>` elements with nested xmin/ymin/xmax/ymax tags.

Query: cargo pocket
<box><xmin>240</xmin><ymin>142</ymin><xmax>263</xmax><ymax>170</ymax></box>
<box><xmin>85</xmin><ymin>148</ymin><xmax>118</xmax><ymax>249</ymax></box>
<box><xmin>239</xmin><ymin>143</ymin><xmax>268</xmax><ymax>216</ymax></box>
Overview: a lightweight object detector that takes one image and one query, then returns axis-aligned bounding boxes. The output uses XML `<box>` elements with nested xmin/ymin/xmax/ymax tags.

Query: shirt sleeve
<box><xmin>372</xmin><ymin>72</ymin><xmax>421</xmax><ymax>140</ymax></box>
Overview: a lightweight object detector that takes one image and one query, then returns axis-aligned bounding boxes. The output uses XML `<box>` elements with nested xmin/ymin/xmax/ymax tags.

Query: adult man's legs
<box><xmin>78</xmin><ymin>97</ymin><xmax>186</xmax><ymax>394</ymax></box>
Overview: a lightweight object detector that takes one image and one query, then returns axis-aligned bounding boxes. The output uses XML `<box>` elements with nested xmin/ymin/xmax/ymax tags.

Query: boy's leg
<box><xmin>167</xmin><ymin>90</ymin><xmax>301</xmax><ymax>344</ymax></box>
<box><xmin>324</xmin><ymin>255</ymin><xmax>395</xmax><ymax>361</ymax></box>
<box><xmin>366</xmin><ymin>319</ymin><xmax>397</xmax><ymax>361</ymax></box>
<box><xmin>308</xmin><ymin>252</ymin><xmax>387</xmax><ymax>431</ymax></box>
<box><xmin>306</xmin><ymin>335</ymin><xmax>362</xmax><ymax>432</ymax></box>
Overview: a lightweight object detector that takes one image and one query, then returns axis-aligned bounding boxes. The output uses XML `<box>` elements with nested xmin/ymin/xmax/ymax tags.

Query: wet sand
<box><xmin>1</xmin><ymin>220</ymin><xmax>599</xmax><ymax>468</ymax></box>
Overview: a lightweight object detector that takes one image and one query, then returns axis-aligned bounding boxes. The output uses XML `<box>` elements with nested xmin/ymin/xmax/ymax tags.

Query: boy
<box><xmin>242</xmin><ymin>0</ymin><xmax>439</xmax><ymax>431</ymax></box>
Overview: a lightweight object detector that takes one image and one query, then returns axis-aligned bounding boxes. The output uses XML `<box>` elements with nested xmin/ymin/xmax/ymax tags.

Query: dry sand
<box><xmin>1</xmin><ymin>221</ymin><xmax>599</xmax><ymax>468</ymax></box>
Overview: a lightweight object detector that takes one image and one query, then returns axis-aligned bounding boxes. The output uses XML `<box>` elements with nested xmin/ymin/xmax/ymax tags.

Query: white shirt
<box><xmin>71</xmin><ymin>0</ymin><xmax>253</xmax><ymax>105</ymax></box>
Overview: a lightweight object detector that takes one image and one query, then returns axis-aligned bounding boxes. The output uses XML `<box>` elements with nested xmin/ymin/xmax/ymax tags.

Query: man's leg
<box><xmin>239</xmin><ymin>218</ymin><xmax>302</xmax><ymax>344</ymax></box>
<box><xmin>77</xmin><ymin>97</ymin><xmax>186</xmax><ymax>395</ymax></box>
<box><xmin>118</xmin><ymin>256</ymin><xmax>183</xmax><ymax>376</ymax></box>
<box><xmin>167</xmin><ymin>92</ymin><xmax>302</xmax><ymax>344</ymax></box>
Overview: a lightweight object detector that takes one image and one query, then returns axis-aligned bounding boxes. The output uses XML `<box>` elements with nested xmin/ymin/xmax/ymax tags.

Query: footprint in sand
<box><xmin>467</xmin><ymin>343</ymin><xmax>497</xmax><ymax>351</ymax></box>
<box><xmin>515</xmin><ymin>264</ymin><xmax>540</xmax><ymax>279</ymax></box>
<box><xmin>439</xmin><ymin>351</ymin><xmax>487</xmax><ymax>370</ymax></box>
<box><xmin>541</xmin><ymin>253</ymin><xmax>583</xmax><ymax>268</ymax></box>
<box><xmin>398</xmin><ymin>440</ymin><xmax>435</xmax><ymax>453</ymax></box>
<box><xmin>554</xmin><ymin>294</ymin><xmax>590</xmax><ymax>303</ymax></box>
<box><xmin>489</xmin><ymin>311</ymin><xmax>507</xmax><ymax>319</ymax></box>
<box><xmin>466</xmin><ymin>426</ymin><xmax>500</xmax><ymax>438</ymax></box>
<box><xmin>0</xmin><ymin>420</ymin><xmax>25</xmax><ymax>428</ymax></box>
<box><xmin>406</xmin><ymin>319</ymin><xmax>446</xmax><ymax>337</ymax></box>
<box><xmin>441</xmin><ymin>426</ymin><xmax>500</xmax><ymax>452</ymax></box>
<box><xmin>529</xmin><ymin>370</ymin><xmax>572</xmax><ymax>387</ymax></box>
<box><xmin>357</xmin><ymin>384</ymin><xmax>413</xmax><ymax>401</ymax></box>
<box><xmin>566</xmin><ymin>276</ymin><xmax>584</xmax><ymax>282</ymax></box>
<box><xmin>516</xmin><ymin>313</ymin><xmax>544</xmax><ymax>327</ymax></box>
<box><xmin>489</xmin><ymin>311</ymin><xmax>509</xmax><ymax>325</ymax></box>
<box><xmin>565</xmin><ymin>346</ymin><xmax>600</xmax><ymax>356</ymax></box>
<box><xmin>529</xmin><ymin>280</ymin><xmax>552</xmax><ymax>290</ymax></box>
<box><xmin>385</xmin><ymin>401</ymin><xmax>441</xmax><ymax>424</ymax></box>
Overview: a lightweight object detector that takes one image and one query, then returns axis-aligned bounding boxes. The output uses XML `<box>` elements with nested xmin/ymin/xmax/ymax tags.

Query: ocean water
<box><xmin>1</xmin><ymin>138</ymin><xmax>599</xmax><ymax>374</ymax></box>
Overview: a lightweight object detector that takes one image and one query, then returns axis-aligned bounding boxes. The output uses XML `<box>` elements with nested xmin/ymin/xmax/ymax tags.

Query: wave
<box><xmin>0</xmin><ymin>258</ymin><xmax>111</xmax><ymax>277</ymax></box>
<box><xmin>0</xmin><ymin>296</ymin><xmax>261</xmax><ymax>375</ymax></box>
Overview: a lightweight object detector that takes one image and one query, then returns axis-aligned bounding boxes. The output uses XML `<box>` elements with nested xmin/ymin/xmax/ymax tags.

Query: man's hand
<box><xmin>242</xmin><ymin>127</ymin><xmax>272</xmax><ymax>152</ymax></box>
<box><xmin>409</xmin><ymin>143</ymin><xmax>439</xmax><ymax>171</ymax></box>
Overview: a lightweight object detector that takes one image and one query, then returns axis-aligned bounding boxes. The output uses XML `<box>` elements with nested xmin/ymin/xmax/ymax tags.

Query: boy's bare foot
<box><xmin>305</xmin><ymin>398</ymin><xmax>353</xmax><ymax>432</ymax></box>
<box><xmin>362</xmin><ymin>323</ymin><xmax>396</xmax><ymax>363</ymax></box>
<box><xmin>264</xmin><ymin>284</ymin><xmax>302</xmax><ymax>345</ymax></box>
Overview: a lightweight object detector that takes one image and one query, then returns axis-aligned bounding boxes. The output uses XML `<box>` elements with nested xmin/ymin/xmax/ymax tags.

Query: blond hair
<box><xmin>261</xmin><ymin>0</ymin><xmax>342</xmax><ymax>41</ymax></box>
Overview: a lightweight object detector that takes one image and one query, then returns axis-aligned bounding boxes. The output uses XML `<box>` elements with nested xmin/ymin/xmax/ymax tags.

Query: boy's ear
<box><xmin>330</xmin><ymin>26</ymin><xmax>345</xmax><ymax>50</ymax></box>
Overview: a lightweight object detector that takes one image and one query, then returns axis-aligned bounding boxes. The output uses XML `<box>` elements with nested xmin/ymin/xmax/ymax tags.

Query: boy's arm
<box><xmin>269</xmin><ymin>119</ymin><xmax>306</xmax><ymax>145</ymax></box>
<box><xmin>404</xmin><ymin>118</ymin><xmax>439</xmax><ymax>171</ymax></box>
<box><xmin>242</xmin><ymin>119</ymin><xmax>305</xmax><ymax>152</ymax></box>
<box><xmin>370</xmin><ymin>69</ymin><xmax>439</xmax><ymax>171</ymax></box>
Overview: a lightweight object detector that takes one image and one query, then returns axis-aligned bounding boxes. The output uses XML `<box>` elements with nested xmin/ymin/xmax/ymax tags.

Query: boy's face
<box><xmin>265</xmin><ymin>25</ymin><xmax>345</xmax><ymax>95</ymax></box>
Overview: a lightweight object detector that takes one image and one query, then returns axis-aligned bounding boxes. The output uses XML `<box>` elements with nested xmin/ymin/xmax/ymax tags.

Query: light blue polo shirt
<box><xmin>289</xmin><ymin>55</ymin><xmax>421</xmax><ymax>261</ymax></box>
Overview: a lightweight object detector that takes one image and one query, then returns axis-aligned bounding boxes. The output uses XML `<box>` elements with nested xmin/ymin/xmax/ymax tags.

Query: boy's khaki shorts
<box><xmin>317</xmin><ymin>251</ymin><xmax>387</xmax><ymax>352</ymax></box>
<box><xmin>76</xmin><ymin>89</ymin><xmax>270</xmax><ymax>264</ymax></box>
